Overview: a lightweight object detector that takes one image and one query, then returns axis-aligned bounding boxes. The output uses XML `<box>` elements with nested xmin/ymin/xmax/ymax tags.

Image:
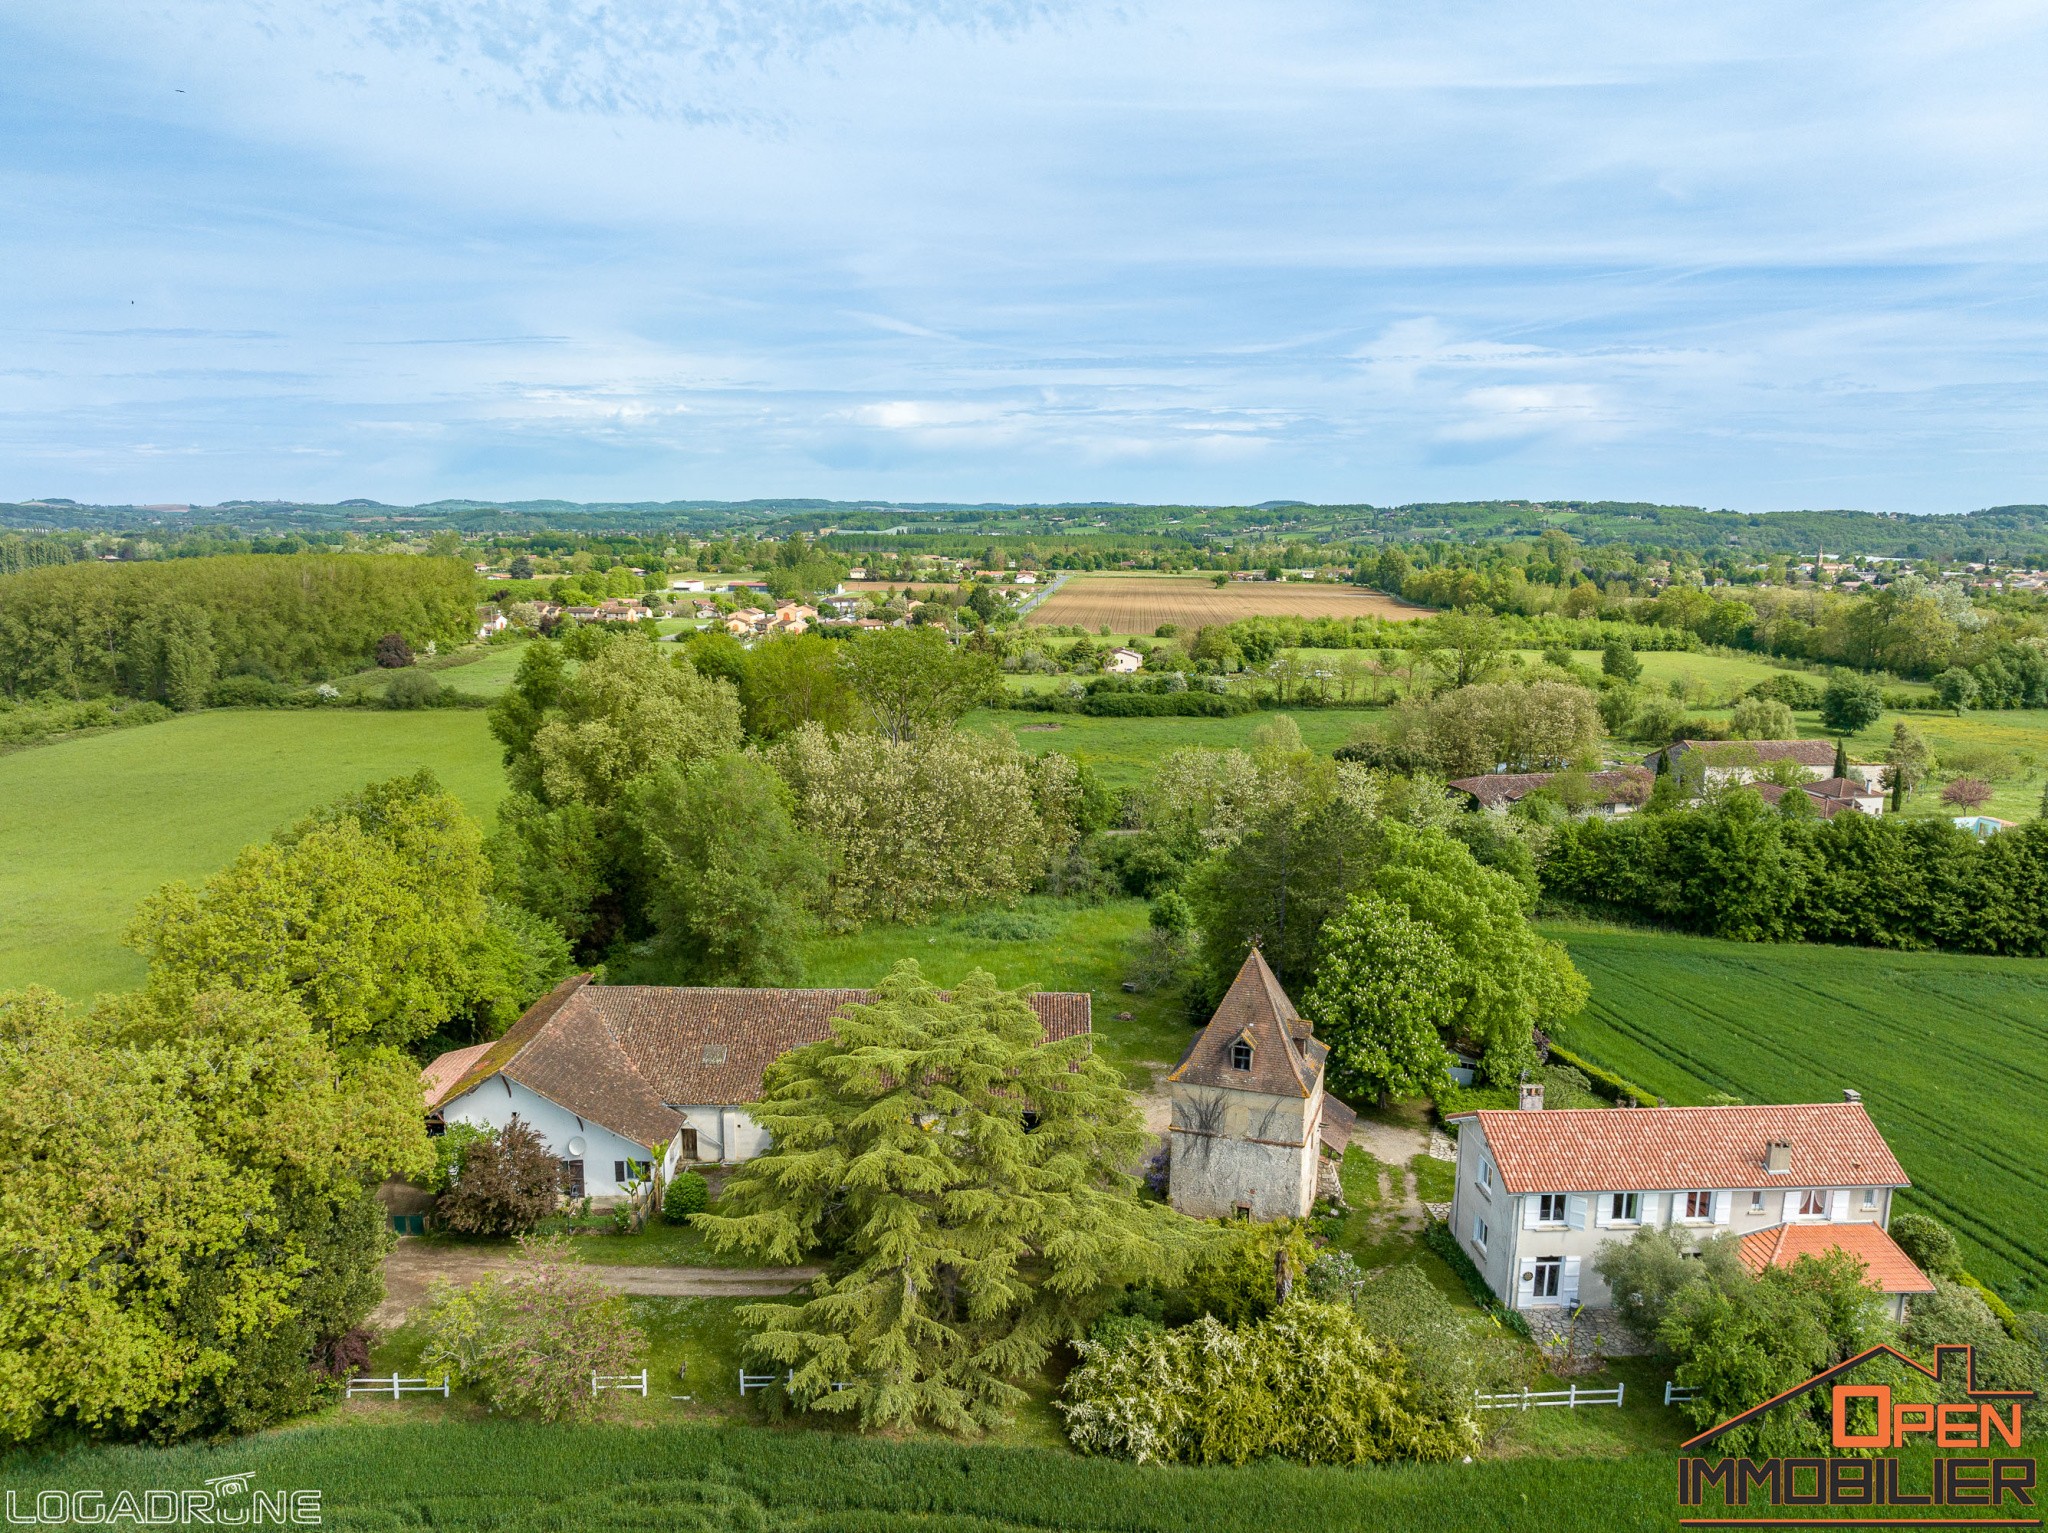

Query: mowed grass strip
<box><xmin>0</xmin><ymin>1420</ymin><xmax>1679</xmax><ymax>1532</ymax></box>
<box><xmin>0</xmin><ymin>709</ymin><xmax>508</xmax><ymax>999</ymax></box>
<box><xmin>1028</xmin><ymin>573</ymin><xmax>1428</xmax><ymax>634</ymax></box>
<box><xmin>1545</xmin><ymin>926</ymin><xmax>2048</xmax><ymax>1292</ymax></box>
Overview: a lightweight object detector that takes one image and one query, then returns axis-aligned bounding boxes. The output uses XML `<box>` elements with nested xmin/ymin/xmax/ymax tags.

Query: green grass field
<box><xmin>1545</xmin><ymin>925</ymin><xmax>2048</xmax><ymax>1295</ymax></box>
<box><xmin>0</xmin><ymin>1419</ymin><xmax>1684</xmax><ymax>1532</ymax></box>
<box><xmin>795</xmin><ymin>897</ymin><xmax>1193</xmax><ymax>1080</ymax></box>
<box><xmin>965</xmin><ymin>709</ymin><xmax>1377</xmax><ymax>793</ymax></box>
<box><xmin>0</xmin><ymin>710</ymin><xmax>508</xmax><ymax>999</ymax></box>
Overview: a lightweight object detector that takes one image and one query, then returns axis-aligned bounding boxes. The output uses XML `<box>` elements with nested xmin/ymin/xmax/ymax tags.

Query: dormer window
<box><xmin>1229</xmin><ymin>1039</ymin><xmax>1254</xmax><ymax>1071</ymax></box>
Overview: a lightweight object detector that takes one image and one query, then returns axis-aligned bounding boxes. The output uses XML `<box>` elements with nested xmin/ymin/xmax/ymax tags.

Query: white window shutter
<box><xmin>1522</xmin><ymin>1197</ymin><xmax>1542</xmax><ymax>1230</ymax></box>
<box><xmin>1566</xmin><ymin>1195</ymin><xmax>1587</xmax><ymax>1230</ymax></box>
<box><xmin>1829</xmin><ymin>1189</ymin><xmax>1850</xmax><ymax>1221</ymax></box>
<box><xmin>1593</xmin><ymin>1194</ymin><xmax>1612</xmax><ymax>1229</ymax></box>
<box><xmin>1561</xmin><ymin>1256</ymin><xmax>1581</xmax><ymax>1304</ymax></box>
<box><xmin>1712</xmin><ymin>1190</ymin><xmax>1732</xmax><ymax>1225</ymax></box>
<box><xmin>1643</xmin><ymin>1192</ymin><xmax>1663</xmax><ymax>1225</ymax></box>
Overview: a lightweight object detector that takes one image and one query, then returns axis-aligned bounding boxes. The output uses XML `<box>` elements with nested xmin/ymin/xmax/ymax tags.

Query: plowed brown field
<box><xmin>1028</xmin><ymin>575</ymin><xmax>1429</xmax><ymax>632</ymax></box>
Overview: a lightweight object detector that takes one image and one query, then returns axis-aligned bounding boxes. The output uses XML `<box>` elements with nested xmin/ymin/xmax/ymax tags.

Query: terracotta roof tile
<box><xmin>421</xmin><ymin>1041</ymin><xmax>491</xmax><ymax>1108</ymax></box>
<box><xmin>1737</xmin><ymin>1221</ymin><xmax>1935</xmax><ymax>1294</ymax></box>
<box><xmin>1167</xmin><ymin>950</ymin><xmax>1318</xmax><ymax>1097</ymax></box>
<box><xmin>1448</xmin><ymin>767</ymin><xmax>1653</xmax><ymax>810</ymax></box>
<box><xmin>1655</xmin><ymin>739</ymin><xmax>1837</xmax><ymax>769</ymax></box>
<box><xmin>1465</xmin><ymin>1103</ymin><xmax>1908</xmax><ymax>1194</ymax></box>
<box><xmin>424</xmin><ymin>979</ymin><xmax>1091</xmax><ymax>1147</ymax></box>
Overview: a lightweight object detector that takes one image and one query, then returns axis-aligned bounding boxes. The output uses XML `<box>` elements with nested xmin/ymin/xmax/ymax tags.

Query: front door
<box><xmin>560</xmin><ymin>1159</ymin><xmax>585</xmax><ymax>1199</ymax></box>
<box><xmin>1530</xmin><ymin>1257</ymin><xmax>1562</xmax><ymax>1302</ymax></box>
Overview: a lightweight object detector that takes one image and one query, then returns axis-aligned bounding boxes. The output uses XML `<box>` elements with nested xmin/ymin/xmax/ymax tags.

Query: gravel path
<box><xmin>374</xmin><ymin>1241</ymin><xmax>823</xmax><ymax>1328</ymax></box>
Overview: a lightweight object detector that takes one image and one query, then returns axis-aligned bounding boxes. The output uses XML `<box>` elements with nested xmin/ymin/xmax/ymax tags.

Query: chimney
<box><xmin>1519</xmin><ymin>1081</ymin><xmax>1545</xmax><ymax>1112</ymax></box>
<box><xmin>1765</xmin><ymin>1140</ymin><xmax>1792</xmax><ymax>1175</ymax></box>
<box><xmin>1843</xmin><ymin>1088</ymin><xmax>1862</xmax><ymax>1103</ymax></box>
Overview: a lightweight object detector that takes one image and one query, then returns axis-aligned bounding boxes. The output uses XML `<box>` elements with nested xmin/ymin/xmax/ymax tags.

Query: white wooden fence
<box><xmin>593</xmin><ymin>1370</ymin><xmax>649</xmax><ymax>1397</ymax></box>
<box><xmin>1664</xmin><ymin>1380</ymin><xmax>1697</xmax><ymax>1405</ymax></box>
<box><xmin>739</xmin><ymin>1369</ymin><xmax>855</xmax><ymax>1396</ymax></box>
<box><xmin>1474</xmin><ymin>1382</ymin><xmax>1625</xmax><ymax>1411</ymax></box>
<box><xmin>346</xmin><ymin>1375</ymin><xmax>449</xmax><ymax>1399</ymax></box>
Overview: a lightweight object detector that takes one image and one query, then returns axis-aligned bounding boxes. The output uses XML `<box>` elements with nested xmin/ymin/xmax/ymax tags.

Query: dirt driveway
<box><xmin>374</xmin><ymin>1241</ymin><xmax>823</xmax><ymax>1328</ymax></box>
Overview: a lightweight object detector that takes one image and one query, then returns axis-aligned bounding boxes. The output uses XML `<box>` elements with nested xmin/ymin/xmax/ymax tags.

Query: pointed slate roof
<box><xmin>1167</xmin><ymin>949</ymin><xmax>1323</xmax><ymax>1098</ymax></box>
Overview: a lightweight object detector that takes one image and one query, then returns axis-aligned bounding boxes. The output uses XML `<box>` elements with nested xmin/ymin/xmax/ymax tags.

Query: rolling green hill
<box><xmin>0</xmin><ymin>709</ymin><xmax>507</xmax><ymax>999</ymax></box>
<box><xmin>1547</xmin><ymin>925</ymin><xmax>2048</xmax><ymax>1296</ymax></box>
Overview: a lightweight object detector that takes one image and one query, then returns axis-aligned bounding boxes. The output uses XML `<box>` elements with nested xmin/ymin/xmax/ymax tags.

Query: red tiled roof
<box><xmin>424</xmin><ymin>977</ymin><xmax>1092</xmax><ymax>1148</ymax></box>
<box><xmin>1167</xmin><ymin>949</ymin><xmax>1321</xmax><ymax>1098</ymax></box>
<box><xmin>1448</xmin><ymin>767</ymin><xmax>1653</xmax><ymax>810</ymax></box>
<box><xmin>1658</xmin><ymin>739</ymin><xmax>1837</xmax><ymax>768</ymax></box>
<box><xmin>1464</xmin><ymin>1103</ymin><xmax>1909</xmax><ymax>1194</ymax></box>
<box><xmin>421</xmin><ymin>1042</ymin><xmax>492</xmax><ymax>1108</ymax></box>
<box><xmin>1738</xmin><ymin>1222</ymin><xmax>1935</xmax><ymax>1294</ymax></box>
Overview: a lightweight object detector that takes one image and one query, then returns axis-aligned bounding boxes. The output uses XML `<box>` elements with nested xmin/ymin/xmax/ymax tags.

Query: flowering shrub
<box><xmin>420</xmin><ymin>1237</ymin><xmax>641</xmax><ymax>1421</ymax></box>
<box><xmin>1058</xmin><ymin>1300</ymin><xmax>1476</xmax><ymax>1466</ymax></box>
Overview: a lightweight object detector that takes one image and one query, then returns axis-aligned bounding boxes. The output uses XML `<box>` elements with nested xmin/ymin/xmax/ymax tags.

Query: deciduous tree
<box><xmin>1302</xmin><ymin>893</ymin><xmax>1458</xmax><ymax>1104</ymax></box>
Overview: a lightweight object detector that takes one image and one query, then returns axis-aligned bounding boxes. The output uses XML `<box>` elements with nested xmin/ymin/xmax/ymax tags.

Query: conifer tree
<box><xmin>696</xmin><ymin>961</ymin><xmax>1198</xmax><ymax>1434</ymax></box>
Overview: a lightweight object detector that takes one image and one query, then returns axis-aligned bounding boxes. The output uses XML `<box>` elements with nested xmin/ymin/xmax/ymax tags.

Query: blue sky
<box><xmin>5</xmin><ymin>2</ymin><xmax>2048</xmax><ymax>511</ymax></box>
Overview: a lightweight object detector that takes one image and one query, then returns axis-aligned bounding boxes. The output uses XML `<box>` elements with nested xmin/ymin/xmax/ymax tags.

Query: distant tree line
<box><xmin>0</xmin><ymin>555</ymin><xmax>476</xmax><ymax>703</ymax></box>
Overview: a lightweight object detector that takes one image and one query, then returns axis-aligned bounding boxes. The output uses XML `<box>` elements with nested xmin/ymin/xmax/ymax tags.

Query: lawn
<box><xmin>1544</xmin><ymin>924</ymin><xmax>2048</xmax><ymax>1296</ymax></box>
<box><xmin>964</xmin><ymin>708</ymin><xmax>1378</xmax><ymax>793</ymax></box>
<box><xmin>0</xmin><ymin>709</ymin><xmax>508</xmax><ymax>999</ymax></box>
<box><xmin>0</xmin><ymin>1419</ymin><xmax>1682</xmax><ymax>1531</ymax></box>
<box><xmin>795</xmin><ymin>897</ymin><xmax>1194</xmax><ymax>1081</ymax></box>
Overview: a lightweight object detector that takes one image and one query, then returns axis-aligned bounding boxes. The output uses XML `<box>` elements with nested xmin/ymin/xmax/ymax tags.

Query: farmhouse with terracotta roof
<box><xmin>1446</xmin><ymin>1092</ymin><xmax>1928</xmax><ymax>1318</ymax></box>
<box><xmin>1448</xmin><ymin>766</ymin><xmax>1653</xmax><ymax>818</ymax></box>
<box><xmin>1165</xmin><ymin>950</ymin><xmax>1353</xmax><ymax>1221</ymax></box>
<box><xmin>1644</xmin><ymin>738</ymin><xmax>1838</xmax><ymax>786</ymax></box>
<box><xmin>422</xmin><ymin>975</ymin><xmax>1090</xmax><ymax>1205</ymax></box>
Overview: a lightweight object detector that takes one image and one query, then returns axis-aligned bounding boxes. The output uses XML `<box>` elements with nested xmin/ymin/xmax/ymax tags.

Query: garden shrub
<box><xmin>1059</xmin><ymin>1301</ymin><xmax>1477</xmax><ymax>1466</ymax></box>
<box><xmin>420</xmin><ymin>1237</ymin><xmax>641</xmax><ymax>1421</ymax></box>
<box><xmin>437</xmin><ymin>1121</ymin><xmax>562</xmax><ymax>1236</ymax></box>
<box><xmin>206</xmin><ymin>674</ymin><xmax>290</xmax><ymax>707</ymax></box>
<box><xmin>663</xmin><ymin>1170</ymin><xmax>709</xmax><ymax>1223</ymax></box>
<box><xmin>1889</xmin><ymin>1213</ymin><xmax>1964</xmax><ymax>1281</ymax></box>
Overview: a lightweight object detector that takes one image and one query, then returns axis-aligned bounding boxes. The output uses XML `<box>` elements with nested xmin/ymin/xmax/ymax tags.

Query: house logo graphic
<box><xmin>1676</xmin><ymin>1342</ymin><xmax>2038</xmax><ymax>1528</ymax></box>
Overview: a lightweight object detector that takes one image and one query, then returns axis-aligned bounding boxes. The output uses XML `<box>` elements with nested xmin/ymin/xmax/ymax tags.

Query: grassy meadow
<box><xmin>797</xmin><ymin>897</ymin><xmax>1193</xmax><ymax>1080</ymax></box>
<box><xmin>1546</xmin><ymin>925</ymin><xmax>2048</xmax><ymax>1295</ymax></box>
<box><xmin>965</xmin><ymin>708</ymin><xmax>1376</xmax><ymax>793</ymax></box>
<box><xmin>0</xmin><ymin>708</ymin><xmax>507</xmax><ymax>998</ymax></box>
<box><xmin>0</xmin><ymin>1420</ymin><xmax>1684</xmax><ymax>1532</ymax></box>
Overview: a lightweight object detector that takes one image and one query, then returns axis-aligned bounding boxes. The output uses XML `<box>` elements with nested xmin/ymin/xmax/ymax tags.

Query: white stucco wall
<box><xmin>669</xmin><ymin>1105</ymin><xmax>773</xmax><ymax>1164</ymax></box>
<box><xmin>1168</xmin><ymin>1084</ymin><xmax>1318</xmax><ymax>1221</ymax></box>
<box><xmin>439</xmin><ymin>1074</ymin><xmax>658</xmax><ymax>1202</ymax></box>
<box><xmin>1451</xmin><ymin>1117</ymin><xmax>1903</xmax><ymax>1309</ymax></box>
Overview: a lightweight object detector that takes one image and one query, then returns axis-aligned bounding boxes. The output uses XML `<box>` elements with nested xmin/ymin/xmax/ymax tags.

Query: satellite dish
<box><xmin>566</xmin><ymin>1135</ymin><xmax>587</xmax><ymax>1158</ymax></box>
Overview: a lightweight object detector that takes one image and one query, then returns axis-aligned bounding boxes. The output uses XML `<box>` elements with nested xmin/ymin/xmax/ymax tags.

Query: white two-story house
<box><xmin>1447</xmin><ymin>1091</ymin><xmax>1933</xmax><ymax>1320</ymax></box>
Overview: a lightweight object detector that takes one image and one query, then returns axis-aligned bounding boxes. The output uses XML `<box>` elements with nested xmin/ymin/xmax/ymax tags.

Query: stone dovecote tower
<box><xmin>1165</xmin><ymin>949</ymin><xmax>1344</xmax><ymax>1221</ymax></box>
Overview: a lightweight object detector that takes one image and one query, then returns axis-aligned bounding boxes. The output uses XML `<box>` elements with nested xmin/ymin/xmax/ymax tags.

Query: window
<box><xmin>1798</xmin><ymin>1188</ymin><xmax>1828</xmax><ymax>1217</ymax></box>
<box><xmin>1750</xmin><ymin>1190</ymin><xmax>1766</xmax><ymax>1213</ymax></box>
<box><xmin>1538</xmin><ymin>1193</ymin><xmax>1567</xmax><ymax>1224</ymax></box>
<box><xmin>1472</xmin><ymin>1216</ymin><xmax>1489</xmax><ymax>1252</ymax></box>
<box><xmin>1683</xmin><ymin>1189</ymin><xmax>1714</xmax><ymax>1221</ymax></box>
<box><xmin>1233</xmin><ymin>1203</ymin><xmax>1252</xmax><ymax>1220</ymax></box>
<box><xmin>1229</xmin><ymin>1039</ymin><xmax>1254</xmax><ymax>1071</ymax></box>
<box><xmin>559</xmin><ymin>1159</ymin><xmax>586</xmax><ymax>1199</ymax></box>
<box><xmin>1861</xmin><ymin>1188</ymin><xmax>1879</xmax><ymax>1211</ymax></box>
<box><xmin>1531</xmin><ymin>1258</ymin><xmax>1562</xmax><ymax>1299</ymax></box>
<box><xmin>1480</xmin><ymin>1159</ymin><xmax>1494</xmax><ymax>1190</ymax></box>
<box><xmin>614</xmin><ymin>1159</ymin><xmax>650</xmax><ymax>1184</ymax></box>
<box><xmin>1608</xmin><ymin>1192</ymin><xmax>1641</xmax><ymax>1223</ymax></box>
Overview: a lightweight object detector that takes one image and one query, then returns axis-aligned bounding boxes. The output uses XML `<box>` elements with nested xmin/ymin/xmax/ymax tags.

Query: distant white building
<box><xmin>1104</xmin><ymin>647</ymin><xmax>1144</xmax><ymax>673</ymax></box>
<box><xmin>668</xmin><ymin>578</ymin><xmax>707</xmax><ymax>593</ymax></box>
